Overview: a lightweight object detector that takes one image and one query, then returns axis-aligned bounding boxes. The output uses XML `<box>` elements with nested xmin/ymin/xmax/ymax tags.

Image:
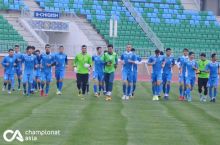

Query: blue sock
<box><xmin>41</xmin><ymin>83</ymin><xmax>45</xmax><ymax>90</ymax></box>
<box><xmin>56</xmin><ymin>81</ymin><xmax>59</xmax><ymax>90</ymax></box>
<box><xmin>152</xmin><ymin>84</ymin><xmax>155</xmax><ymax>95</ymax></box>
<box><xmin>11</xmin><ymin>79</ymin><xmax>15</xmax><ymax>89</ymax></box>
<box><xmin>214</xmin><ymin>87</ymin><xmax>217</xmax><ymax>98</ymax></box>
<box><xmin>93</xmin><ymin>84</ymin><xmax>97</xmax><ymax>93</ymax></box>
<box><xmin>8</xmin><ymin>83</ymin><xmax>11</xmax><ymax>91</ymax></box>
<box><xmin>186</xmin><ymin>88</ymin><xmax>191</xmax><ymax>98</ymax></box>
<box><xmin>109</xmin><ymin>83</ymin><xmax>113</xmax><ymax>92</ymax></box>
<box><xmin>98</xmin><ymin>84</ymin><xmax>102</xmax><ymax>92</ymax></box>
<box><xmin>23</xmin><ymin>83</ymin><xmax>26</xmax><ymax>93</ymax></box>
<box><xmin>163</xmin><ymin>83</ymin><xmax>166</xmax><ymax>94</ymax></box>
<box><xmin>156</xmin><ymin>85</ymin><xmax>161</xmax><ymax>96</ymax></box>
<box><xmin>18</xmin><ymin>78</ymin><xmax>21</xmax><ymax>89</ymax></box>
<box><xmin>179</xmin><ymin>85</ymin><xmax>183</xmax><ymax>96</ymax></box>
<box><xmin>209</xmin><ymin>87</ymin><xmax>213</xmax><ymax>99</ymax></box>
<box><xmin>166</xmin><ymin>84</ymin><xmax>170</xmax><ymax>95</ymax></box>
<box><xmin>133</xmin><ymin>83</ymin><xmax>136</xmax><ymax>93</ymax></box>
<box><xmin>59</xmin><ymin>82</ymin><xmax>63</xmax><ymax>91</ymax></box>
<box><xmin>123</xmin><ymin>84</ymin><xmax>126</xmax><ymax>95</ymax></box>
<box><xmin>46</xmin><ymin>84</ymin><xmax>50</xmax><ymax>94</ymax></box>
<box><xmin>28</xmin><ymin>83</ymin><xmax>32</xmax><ymax>95</ymax></box>
<box><xmin>127</xmin><ymin>85</ymin><xmax>131</xmax><ymax>96</ymax></box>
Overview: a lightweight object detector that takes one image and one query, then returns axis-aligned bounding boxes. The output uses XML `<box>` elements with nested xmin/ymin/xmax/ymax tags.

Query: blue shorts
<box><xmin>186</xmin><ymin>76</ymin><xmax>196</xmax><ymax>87</ymax></box>
<box><xmin>41</xmin><ymin>72</ymin><xmax>52</xmax><ymax>82</ymax></box>
<box><xmin>22</xmin><ymin>73</ymin><xmax>34</xmax><ymax>83</ymax></box>
<box><xmin>122</xmin><ymin>69</ymin><xmax>133</xmax><ymax>83</ymax></box>
<box><xmin>55</xmin><ymin>70</ymin><xmax>65</xmax><ymax>80</ymax></box>
<box><xmin>15</xmin><ymin>68</ymin><xmax>22</xmax><ymax>76</ymax></box>
<box><xmin>151</xmin><ymin>73</ymin><xmax>162</xmax><ymax>82</ymax></box>
<box><xmin>93</xmin><ymin>71</ymin><xmax>104</xmax><ymax>81</ymax></box>
<box><xmin>207</xmin><ymin>77</ymin><xmax>219</xmax><ymax>87</ymax></box>
<box><xmin>132</xmin><ymin>71</ymin><xmax>138</xmax><ymax>83</ymax></box>
<box><xmin>162</xmin><ymin>73</ymin><xmax>172</xmax><ymax>83</ymax></box>
<box><xmin>4</xmin><ymin>73</ymin><xmax>14</xmax><ymax>81</ymax></box>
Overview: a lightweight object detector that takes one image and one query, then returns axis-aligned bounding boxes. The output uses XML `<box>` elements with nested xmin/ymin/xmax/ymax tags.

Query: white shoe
<box><xmin>8</xmin><ymin>91</ymin><xmax>11</xmax><ymax>94</ymax></box>
<box><xmin>122</xmin><ymin>95</ymin><xmax>126</xmax><ymax>100</ymax></box>
<box><xmin>56</xmin><ymin>90</ymin><xmax>60</xmax><ymax>95</ymax></box>
<box><xmin>155</xmin><ymin>96</ymin><xmax>159</xmax><ymax>101</ymax></box>
<box><xmin>125</xmin><ymin>95</ymin><xmax>130</xmax><ymax>100</ymax></box>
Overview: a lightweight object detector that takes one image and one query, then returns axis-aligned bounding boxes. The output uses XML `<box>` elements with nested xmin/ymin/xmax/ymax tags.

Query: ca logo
<box><xmin>3</xmin><ymin>130</ymin><xmax>24</xmax><ymax>142</ymax></box>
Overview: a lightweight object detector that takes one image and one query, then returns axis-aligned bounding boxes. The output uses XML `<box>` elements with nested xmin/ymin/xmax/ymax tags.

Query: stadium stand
<box><xmin>0</xmin><ymin>14</ymin><xmax>27</xmax><ymax>52</ymax></box>
<box><xmin>35</xmin><ymin>0</ymin><xmax>220</xmax><ymax>58</ymax></box>
<box><xmin>0</xmin><ymin>0</ymin><xmax>26</xmax><ymax>10</ymax></box>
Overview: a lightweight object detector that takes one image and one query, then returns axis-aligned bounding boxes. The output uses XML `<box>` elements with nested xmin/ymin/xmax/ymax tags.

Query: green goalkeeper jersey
<box><xmin>73</xmin><ymin>53</ymin><xmax>92</xmax><ymax>74</ymax></box>
<box><xmin>198</xmin><ymin>59</ymin><xmax>209</xmax><ymax>78</ymax></box>
<box><xmin>102</xmin><ymin>52</ymin><xmax>118</xmax><ymax>73</ymax></box>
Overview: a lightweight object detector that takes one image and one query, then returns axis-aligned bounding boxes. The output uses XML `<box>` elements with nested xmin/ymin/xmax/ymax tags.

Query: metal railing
<box><xmin>122</xmin><ymin>0</ymin><xmax>164</xmax><ymax>50</ymax></box>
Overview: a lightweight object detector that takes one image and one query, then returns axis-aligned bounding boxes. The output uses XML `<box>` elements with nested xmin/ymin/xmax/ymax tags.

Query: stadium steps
<box><xmin>4</xmin><ymin>14</ymin><xmax>43</xmax><ymax>49</ymax></box>
<box><xmin>23</xmin><ymin>0</ymin><xmax>42</xmax><ymax>11</ymax></box>
<box><xmin>72</xmin><ymin>16</ymin><xmax>107</xmax><ymax>48</ymax></box>
<box><xmin>181</xmin><ymin>0</ymin><xmax>200</xmax><ymax>11</ymax></box>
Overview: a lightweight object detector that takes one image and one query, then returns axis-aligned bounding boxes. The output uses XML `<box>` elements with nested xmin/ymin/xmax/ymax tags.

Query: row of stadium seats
<box><xmin>0</xmin><ymin>15</ymin><xmax>27</xmax><ymax>52</ymax></box>
<box><xmin>0</xmin><ymin>0</ymin><xmax>26</xmax><ymax>10</ymax></box>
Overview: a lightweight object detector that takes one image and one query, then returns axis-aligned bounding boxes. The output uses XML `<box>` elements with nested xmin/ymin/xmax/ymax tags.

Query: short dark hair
<box><xmin>14</xmin><ymin>45</ymin><xmax>19</xmax><ymax>48</ymax></box>
<box><xmin>160</xmin><ymin>51</ymin><xmax>164</xmax><ymax>55</ymax></box>
<box><xmin>189</xmin><ymin>51</ymin><xmax>195</xmax><ymax>56</ymax></box>
<box><xmin>211</xmin><ymin>53</ymin><xmax>216</xmax><ymax>58</ymax></box>
<box><xmin>45</xmin><ymin>44</ymin><xmax>50</xmax><ymax>48</ymax></box>
<box><xmin>200</xmin><ymin>53</ymin><xmax>206</xmax><ymax>57</ymax></box>
<box><xmin>166</xmin><ymin>48</ymin><xmax>171</xmax><ymax>51</ymax></box>
<box><xmin>82</xmin><ymin>45</ymin><xmax>87</xmax><ymax>48</ymax></box>
<box><xmin>96</xmin><ymin>47</ymin><xmax>101</xmax><ymax>51</ymax></box>
<box><xmin>31</xmin><ymin>46</ymin><xmax>35</xmax><ymax>50</ymax></box>
<box><xmin>108</xmin><ymin>44</ymin><xmax>113</xmax><ymax>48</ymax></box>
<box><xmin>155</xmin><ymin>49</ymin><xmax>160</xmax><ymax>54</ymax></box>
<box><xmin>59</xmin><ymin>45</ymin><xmax>64</xmax><ymax>48</ymax></box>
<box><xmin>183</xmin><ymin>48</ymin><xmax>189</xmax><ymax>52</ymax></box>
<box><xmin>131</xmin><ymin>48</ymin><xmax>135</xmax><ymax>52</ymax></box>
<box><xmin>35</xmin><ymin>50</ymin><xmax>40</xmax><ymax>53</ymax></box>
<box><xmin>26</xmin><ymin>46</ymin><xmax>32</xmax><ymax>51</ymax></box>
<box><xmin>8</xmin><ymin>49</ymin><xmax>14</xmax><ymax>52</ymax></box>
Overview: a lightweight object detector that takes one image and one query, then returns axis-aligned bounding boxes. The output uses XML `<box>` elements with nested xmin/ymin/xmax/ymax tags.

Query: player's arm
<box><xmin>120</xmin><ymin>54</ymin><xmax>125</xmax><ymax>65</ymax></box>
<box><xmin>147</xmin><ymin>57</ymin><xmax>155</xmax><ymax>66</ymax></box>
<box><xmin>1</xmin><ymin>57</ymin><xmax>9</xmax><ymax>67</ymax></box>
<box><xmin>128</xmin><ymin>54</ymin><xmax>136</xmax><ymax>64</ymax></box>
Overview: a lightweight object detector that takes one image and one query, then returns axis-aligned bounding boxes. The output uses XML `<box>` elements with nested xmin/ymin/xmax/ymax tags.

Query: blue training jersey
<box><xmin>35</xmin><ymin>54</ymin><xmax>42</xmax><ymax>74</ymax></box>
<box><xmin>1</xmin><ymin>55</ymin><xmax>17</xmax><ymax>74</ymax></box>
<box><xmin>92</xmin><ymin>54</ymin><xmax>104</xmax><ymax>73</ymax></box>
<box><xmin>21</xmin><ymin>54</ymin><xmax>37</xmax><ymax>74</ymax></box>
<box><xmin>206</xmin><ymin>61</ymin><xmax>220</xmax><ymax>78</ymax></box>
<box><xmin>41</xmin><ymin>53</ymin><xmax>55</xmax><ymax>73</ymax></box>
<box><xmin>14</xmin><ymin>52</ymin><xmax>22</xmax><ymax>70</ymax></box>
<box><xmin>177</xmin><ymin>55</ymin><xmax>188</xmax><ymax>76</ymax></box>
<box><xmin>54</xmin><ymin>52</ymin><xmax>68</xmax><ymax>71</ymax></box>
<box><xmin>163</xmin><ymin>56</ymin><xmax>175</xmax><ymax>74</ymax></box>
<box><xmin>121</xmin><ymin>51</ymin><xmax>136</xmax><ymax>72</ymax></box>
<box><xmin>148</xmin><ymin>55</ymin><xmax>165</xmax><ymax>74</ymax></box>
<box><xmin>133</xmin><ymin>54</ymin><xmax>142</xmax><ymax>72</ymax></box>
<box><xmin>185</xmin><ymin>59</ymin><xmax>198</xmax><ymax>78</ymax></box>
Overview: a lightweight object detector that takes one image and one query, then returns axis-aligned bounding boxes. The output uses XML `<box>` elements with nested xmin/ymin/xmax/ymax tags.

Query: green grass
<box><xmin>0</xmin><ymin>80</ymin><xmax>220</xmax><ymax>145</ymax></box>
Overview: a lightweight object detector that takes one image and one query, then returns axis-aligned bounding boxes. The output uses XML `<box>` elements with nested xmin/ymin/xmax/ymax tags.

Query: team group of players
<box><xmin>1</xmin><ymin>44</ymin><xmax>219</xmax><ymax>102</ymax></box>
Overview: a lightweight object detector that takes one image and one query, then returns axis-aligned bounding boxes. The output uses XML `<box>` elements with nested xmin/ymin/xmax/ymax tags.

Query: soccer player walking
<box><xmin>121</xmin><ymin>44</ymin><xmax>136</xmax><ymax>100</ymax></box>
<box><xmin>21</xmin><ymin>46</ymin><xmax>37</xmax><ymax>96</ymax></box>
<box><xmin>131</xmin><ymin>48</ymin><xmax>142</xmax><ymax>97</ymax></box>
<box><xmin>205</xmin><ymin>53</ymin><xmax>219</xmax><ymax>102</ymax></box>
<box><xmin>54</xmin><ymin>46</ymin><xmax>68</xmax><ymax>95</ymax></box>
<box><xmin>197</xmin><ymin>53</ymin><xmax>209</xmax><ymax>102</ymax></box>
<box><xmin>40</xmin><ymin>44</ymin><xmax>55</xmax><ymax>97</ymax></box>
<box><xmin>177</xmin><ymin>48</ymin><xmax>189</xmax><ymax>101</ymax></box>
<box><xmin>148</xmin><ymin>49</ymin><xmax>165</xmax><ymax>101</ymax></box>
<box><xmin>102</xmin><ymin>44</ymin><xmax>118</xmax><ymax>101</ymax></box>
<box><xmin>73</xmin><ymin>45</ymin><xmax>92</xmax><ymax>99</ymax></box>
<box><xmin>1</xmin><ymin>49</ymin><xmax>17</xmax><ymax>94</ymax></box>
<box><xmin>162</xmin><ymin>48</ymin><xmax>175</xmax><ymax>100</ymax></box>
<box><xmin>184</xmin><ymin>52</ymin><xmax>198</xmax><ymax>102</ymax></box>
<box><xmin>92</xmin><ymin>47</ymin><xmax>105</xmax><ymax>97</ymax></box>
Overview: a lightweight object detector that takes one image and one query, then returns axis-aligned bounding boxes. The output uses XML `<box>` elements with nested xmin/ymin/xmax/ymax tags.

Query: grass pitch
<box><xmin>0</xmin><ymin>79</ymin><xmax>220</xmax><ymax>145</ymax></box>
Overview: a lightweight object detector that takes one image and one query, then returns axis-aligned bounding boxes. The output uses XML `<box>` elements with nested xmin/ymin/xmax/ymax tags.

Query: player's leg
<box><xmin>76</xmin><ymin>73</ymin><xmax>82</xmax><ymax>96</ymax></box>
<box><xmin>55</xmin><ymin>70</ymin><xmax>60</xmax><ymax>94</ymax></box>
<box><xmin>17</xmin><ymin>70</ymin><xmax>22</xmax><ymax>90</ymax></box>
<box><xmin>212</xmin><ymin>78</ymin><xmax>218</xmax><ymax>102</ymax></box>
<box><xmin>162</xmin><ymin>73</ymin><xmax>166</xmax><ymax>95</ymax></box>
<box><xmin>126</xmin><ymin>72</ymin><xmax>133</xmax><ymax>100</ymax></box>
<box><xmin>203</xmin><ymin>78</ymin><xmax>208</xmax><ymax>102</ymax></box>
<box><xmin>11</xmin><ymin>73</ymin><xmax>15</xmax><ymax>91</ymax></box>
<box><xmin>122</xmin><ymin>70</ymin><xmax>127</xmax><ymax>99</ymax></box>
<box><xmin>151</xmin><ymin>73</ymin><xmax>157</xmax><ymax>100</ymax></box>
<box><xmin>2</xmin><ymin>73</ymin><xmax>9</xmax><ymax>92</ymax></box>
<box><xmin>185</xmin><ymin>78</ymin><xmax>192</xmax><ymax>102</ymax></box>
<box><xmin>198</xmin><ymin>78</ymin><xmax>203</xmax><ymax>101</ymax></box>
<box><xmin>107</xmin><ymin>72</ymin><xmax>114</xmax><ymax>100</ymax></box>
<box><xmin>93</xmin><ymin>72</ymin><xmax>98</xmax><ymax>96</ymax></box>
<box><xmin>178</xmin><ymin>74</ymin><xmax>184</xmax><ymax>100</ymax></box>
<box><xmin>27</xmin><ymin>74</ymin><xmax>34</xmax><ymax>96</ymax></box>
<box><xmin>45</xmin><ymin>73</ymin><xmax>52</xmax><ymax>96</ymax></box>
<box><xmin>22</xmin><ymin>73</ymin><xmax>28</xmax><ymax>95</ymax></box>
<box><xmin>98</xmin><ymin>73</ymin><xmax>104</xmax><ymax>96</ymax></box>
<box><xmin>104</xmin><ymin>73</ymin><xmax>109</xmax><ymax>94</ymax></box>
<box><xmin>40</xmin><ymin>73</ymin><xmax>46</xmax><ymax>96</ymax></box>
<box><xmin>58</xmin><ymin>70</ymin><xmax>65</xmax><ymax>94</ymax></box>
<box><xmin>132</xmin><ymin>71</ymin><xmax>137</xmax><ymax>97</ymax></box>
<box><xmin>7</xmin><ymin>74</ymin><xmax>14</xmax><ymax>94</ymax></box>
<box><xmin>81</xmin><ymin>74</ymin><xmax>89</xmax><ymax>95</ymax></box>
